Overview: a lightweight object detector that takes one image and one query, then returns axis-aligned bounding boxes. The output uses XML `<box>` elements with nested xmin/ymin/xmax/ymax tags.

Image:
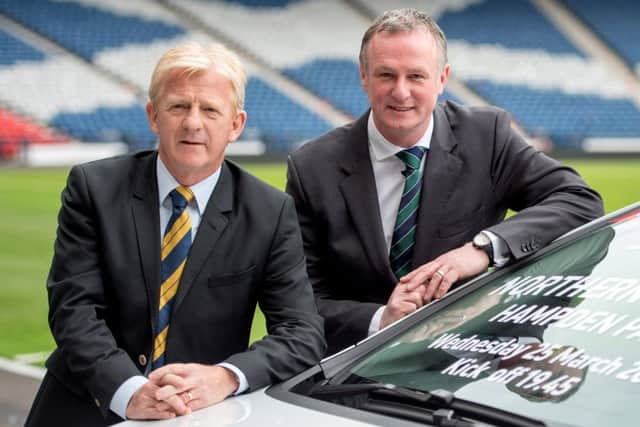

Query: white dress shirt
<box><xmin>110</xmin><ymin>157</ymin><xmax>248</xmax><ymax>419</ymax></box>
<box><xmin>366</xmin><ymin>114</ymin><xmax>510</xmax><ymax>335</ymax></box>
<box><xmin>368</xmin><ymin>113</ymin><xmax>434</xmax><ymax>252</ymax></box>
<box><xmin>367</xmin><ymin>114</ymin><xmax>433</xmax><ymax>335</ymax></box>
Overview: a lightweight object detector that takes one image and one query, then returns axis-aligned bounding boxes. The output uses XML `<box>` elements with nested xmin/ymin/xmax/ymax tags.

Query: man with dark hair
<box><xmin>286</xmin><ymin>8</ymin><xmax>603</xmax><ymax>355</ymax></box>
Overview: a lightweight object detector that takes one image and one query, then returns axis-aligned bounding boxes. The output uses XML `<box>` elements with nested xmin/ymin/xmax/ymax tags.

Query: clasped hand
<box><xmin>126</xmin><ymin>363</ymin><xmax>239</xmax><ymax>420</ymax></box>
<box><xmin>380</xmin><ymin>243</ymin><xmax>490</xmax><ymax>329</ymax></box>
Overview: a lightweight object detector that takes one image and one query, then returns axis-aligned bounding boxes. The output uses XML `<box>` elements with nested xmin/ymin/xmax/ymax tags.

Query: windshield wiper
<box><xmin>309</xmin><ymin>382</ymin><xmax>546</xmax><ymax>427</ymax></box>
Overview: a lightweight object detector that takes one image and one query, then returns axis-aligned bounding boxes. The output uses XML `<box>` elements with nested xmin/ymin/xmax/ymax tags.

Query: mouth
<box><xmin>180</xmin><ymin>140</ymin><xmax>205</xmax><ymax>145</ymax></box>
<box><xmin>387</xmin><ymin>106</ymin><xmax>414</xmax><ymax>112</ymax></box>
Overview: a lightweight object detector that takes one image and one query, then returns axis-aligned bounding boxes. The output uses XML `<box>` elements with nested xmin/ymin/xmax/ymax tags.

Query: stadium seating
<box><xmin>0</xmin><ymin>0</ymin><xmax>331</xmax><ymax>153</ymax></box>
<box><xmin>0</xmin><ymin>0</ymin><xmax>184</xmax><ymax>61</ymax></box>
<box><xmin>1</xmin><ymin>0</ymin><xmax>639</xmax><ymax>155</ymax></box>
<box><xmin>245</xmin><ymin>79</ymin><xmax>330</xmax><ymax>151</ymax></box>
<box><xmin>436</xmin><ymin>0</ymin><xmax>640</xmax><ymax>150</ymax></box>
<box><xmin>0</xmin><ymin>107</ymin><xmax>68</xmax><ymax>159</ymax></box>
<box><xmin>283</xmin><ymin>59</ymin><xmax>368</xmax><ymax>118</ymax></box>
<box><xmin>0</xmin><ymin>28</ymin><xmax>45</xmax><ymax>65</ymax></box>
<box><xmin>467</xmin><ymin>80</ymin><xmax>640</xmax><ymax>147</ymax></box>
<box><xmin>562</xmin><ymin>0</ymin><xmax>640</xmax><ymax>75</ymax></box>
<box><xmin>0</xmin><ymin>24</ymin><xmax>154</xmax><ymax>148</ymax></box>
<box><xmin>168</xmin><ymin>0</ymin><xmax>458</xmax><ymax>119</ymax></box>
<box><xmin>438</xmin><ymin>0</ymin><xmax>583</xmax><ymax>55</ymax></box>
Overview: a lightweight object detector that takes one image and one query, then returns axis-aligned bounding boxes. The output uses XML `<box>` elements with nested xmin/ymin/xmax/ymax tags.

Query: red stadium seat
<box><xmin>0</xmin><ymin>108</ymin><xmax>69</xmax><ymax>159</ymax></box>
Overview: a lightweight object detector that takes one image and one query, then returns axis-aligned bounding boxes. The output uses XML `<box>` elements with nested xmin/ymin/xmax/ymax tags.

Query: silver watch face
<box><xmin>473</xmin><ymin>232</ymin><xmax>491</xmax><ymax>247</ymax></box>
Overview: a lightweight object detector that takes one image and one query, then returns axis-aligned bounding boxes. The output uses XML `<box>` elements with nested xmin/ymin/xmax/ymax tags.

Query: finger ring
<box><xmin>435</xmin><ymin>269</ymin><xmax>446</xmax><ymax>278</ymax></box>
<box><xmin>187</xmin><ymin>391</ymin><xmax>193</xmax><ymax>402</ymax></box>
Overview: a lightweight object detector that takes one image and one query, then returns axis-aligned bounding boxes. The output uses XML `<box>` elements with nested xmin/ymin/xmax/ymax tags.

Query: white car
<box><xmin>119</xmin><ymin>202</ymin><xmax>640</xmax><ymax>427</ymax></box>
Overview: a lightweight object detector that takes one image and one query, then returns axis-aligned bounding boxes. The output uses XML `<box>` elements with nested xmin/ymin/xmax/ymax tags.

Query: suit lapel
<box><xmin>339</xmin><ymin>113</ymin><xmax>396</xmax><ymax>284</ymax></box>
<box><xmin>413</xmin><ymin>105</ymin><xmax>463</xmax><ymax>265</ymax></box>
<box><xmin>131</xmin><ymin>152</ymin><xmax>161</xmax><ymax>332</ymax></box>
<box><xmin>172</xmin><ymin>162</ymin><xmax>232</xmax><ymax>313</ymax></box>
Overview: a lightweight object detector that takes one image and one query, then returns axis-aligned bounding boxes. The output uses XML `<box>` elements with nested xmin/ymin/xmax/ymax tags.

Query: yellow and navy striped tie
<box><xmin>389</xmin><ymin>147</ymin><xmax>427</xmax><ymax>279</ymax></box>
<box><xmin>152</xmin><ymin>186</ymin><xmax>194</xmax><ymax>369</ymax></box>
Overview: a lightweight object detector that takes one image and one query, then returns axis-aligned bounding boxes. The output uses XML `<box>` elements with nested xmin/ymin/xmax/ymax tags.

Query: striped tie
<box><xmin>389</xmin><ymin>147</ymin><xmax>427</xmax><ymax>279</ymax></box>
<box><xmin>152</xmin><ymin>186</ymin><xmax>194</xmax><ymax>370</ymax></box>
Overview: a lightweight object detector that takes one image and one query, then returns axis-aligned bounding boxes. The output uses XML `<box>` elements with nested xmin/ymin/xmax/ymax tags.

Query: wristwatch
<box><xmin>472</xmin><ymin>232</ymin><xmax>494</xmax><ymax>266</ymax></box>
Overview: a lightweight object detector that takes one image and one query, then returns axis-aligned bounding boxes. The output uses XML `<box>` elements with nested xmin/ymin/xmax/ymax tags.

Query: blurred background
<box><xmin>1</xmin><ymin>0</ymin><xmax>640</xmax><ymax>425</ymax></box>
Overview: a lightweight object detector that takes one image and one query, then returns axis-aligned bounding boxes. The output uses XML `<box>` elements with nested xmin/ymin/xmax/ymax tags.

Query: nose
<box><xmin>182</xmin><ymin>106</ymin><xmax>203</xmax><ymax>131</ymax></box>
<box><xmin>391</xmin><ymin>77</ymin><xmax>410</xmax><ymax>101</ymax></box>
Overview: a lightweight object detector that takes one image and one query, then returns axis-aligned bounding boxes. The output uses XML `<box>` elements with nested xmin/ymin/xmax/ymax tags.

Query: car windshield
<box><xmin>342</xmin><ymin>208</ymin><xmax>640</xmax><ymax>427</ymax></box>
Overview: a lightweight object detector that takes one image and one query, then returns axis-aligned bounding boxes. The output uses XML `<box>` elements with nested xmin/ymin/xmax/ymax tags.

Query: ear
<box><xmin>437</xmin><ymin>64</ymin><xmax>451</xmax><ymax>95</ymax></box>
<box><xmin>227</xmin><ymin>110</ymin><xmax>247</xmax><ymax>143</ymax></box>
<box><xmin>146</xmin><ymin>102</ymin><xmax>158</xmax><ymax>134</ymax></box>
<box><xmin>359</xmin><ymin>63</ymin><xmax>369</xmax><ymax>92</ymax></box>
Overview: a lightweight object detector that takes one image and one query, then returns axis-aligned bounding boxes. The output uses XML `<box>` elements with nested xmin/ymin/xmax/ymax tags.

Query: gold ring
<box><xmin>435</xmin><ymin>269</ymin><xmax>446</xmax><ymax>278</ymax></box>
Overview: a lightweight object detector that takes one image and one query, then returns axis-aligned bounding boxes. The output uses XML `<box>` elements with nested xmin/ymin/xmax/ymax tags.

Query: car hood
<box><xmin>115</xmin><ymin>387</ymin><xmax>373</xmax><ymax>427</ymax></box>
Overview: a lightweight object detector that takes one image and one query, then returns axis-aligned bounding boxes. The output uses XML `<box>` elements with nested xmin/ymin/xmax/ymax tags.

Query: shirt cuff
<box><xmin>483</xmin><ymin>230</ymin><xmax>511</xmax><ymax>267</ymax></box>
<box><xmin>368</xmin><ymin>306</ymin><xmax>386</xmax><ymax>336</ymax></box>
<box><xmin>109</xmin><ymin>375</ymin><xmax>148</xmax><ymax>420</ymax></box>
<box><xmin>217</xmin><ymin>363</ymin><xmax>248</xmax><ymax>395</ymax></box>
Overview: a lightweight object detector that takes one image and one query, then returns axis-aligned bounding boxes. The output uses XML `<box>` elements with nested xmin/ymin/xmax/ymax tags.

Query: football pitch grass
<box><xmin>1</xmin><ymin>159</ymin><xmax>639</xmax><ymax>362</ymax></box>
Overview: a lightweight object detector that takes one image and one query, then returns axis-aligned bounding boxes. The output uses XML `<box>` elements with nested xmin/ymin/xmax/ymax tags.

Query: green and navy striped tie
<box><xmin>389</xmin><ymin>147</ymin><xmax>427</xmax><ymax>279</ymax></box>
<box><xmin>152</xmin><ymin>186</ymin><xmax>193</xmax><ymax>370</ymax></box>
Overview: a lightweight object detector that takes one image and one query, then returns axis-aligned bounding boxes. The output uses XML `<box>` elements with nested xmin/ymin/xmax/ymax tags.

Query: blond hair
<box><xmin>148</xmin><ymin>41</ymin><xmax>247</xmax><ymax>113</ymax></box>
<box><xmin>360</xmin><ymin>8</ymin><xmax>448</xmax><ymax>73</ymax></box>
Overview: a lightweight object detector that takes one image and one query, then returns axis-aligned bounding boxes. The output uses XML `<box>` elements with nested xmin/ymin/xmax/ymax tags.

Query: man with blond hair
<box><xmin>286</xmin><ymin>9</ymin><xmax>602</xmax><ymax>355</ymax></box>
<box><xmin>26</xmin><ymin>42</ymin><xmax>325</xmax><ymax>426</ymax></box>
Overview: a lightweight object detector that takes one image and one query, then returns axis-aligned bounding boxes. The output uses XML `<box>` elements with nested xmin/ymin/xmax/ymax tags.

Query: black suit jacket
<box><xmin>28</xmin><ymin>151</ymin><xmax>325</xmax><ymax>426</ymax></box>
<box><xmin>286</xmin><ymin>101</ymin><xmax>603</xmax><ymax>355</ymax></box>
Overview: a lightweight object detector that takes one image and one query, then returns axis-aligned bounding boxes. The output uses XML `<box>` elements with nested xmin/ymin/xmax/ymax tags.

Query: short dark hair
<box><xmin>359</xmin><ymin>8</ymin><xmax>448</xmax><ymax>73</ymax></box>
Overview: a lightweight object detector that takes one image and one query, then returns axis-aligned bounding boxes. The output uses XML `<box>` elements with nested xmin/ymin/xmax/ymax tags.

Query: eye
<box><xmin>409</xmin><ymin>74</ymin><xmax>425</xmax><ymax>80</ymax></box>
<box><xmin>169</xmin><ymin>103</ymin><xmax>188</xmax><ymax>111</ymax></box>
<box><xmin>378</xmin><ymin>72</ymin><xmax>394</xmax><ymax>79</ymax></box>
<box><xmin>202</xmin><ymin>106</ymin><xmax>220</xmax><ymax>117</ymax></box>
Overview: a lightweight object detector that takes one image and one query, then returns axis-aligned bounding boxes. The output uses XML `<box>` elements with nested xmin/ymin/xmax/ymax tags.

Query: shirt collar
<box><xmin>156</xmin><ymin>156</ymin><xmax>221</xmax><ymax>215</ymax></box>
<box><xmin>367</xmin><ymin>112</ymin><xmax>434</xmax><ymax>161</ymax></box>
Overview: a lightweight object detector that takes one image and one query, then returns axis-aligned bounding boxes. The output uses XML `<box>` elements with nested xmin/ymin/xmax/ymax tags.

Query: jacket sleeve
<box><xmin>46</xmin><ymin>165</ymin><xmax>140</xmax><ymax>416</ymax></box>
<box><xmin>485</xmin><ymin>110</ymin><xmax>604</xmax><ymax>259</ymax></box>
<box><xmin>224</xmin><ymin>196</ymin><xmax>327</xmax><ymax>389</ymax></box>
<box><xmin>286</xmin><ymin>155</ymin><xmax>380</xmax><ymax>355</ymax></box>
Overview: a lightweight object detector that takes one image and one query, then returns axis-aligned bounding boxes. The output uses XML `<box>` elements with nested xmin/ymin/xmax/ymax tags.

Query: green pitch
<box><xmin>1</xmin><ymin>159</ymin><xmax>639</xmax><ymax>361</ymax></box>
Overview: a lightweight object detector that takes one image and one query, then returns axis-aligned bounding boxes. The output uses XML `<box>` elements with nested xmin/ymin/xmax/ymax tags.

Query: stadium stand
<box><xmin>1</xmin><ymin>0</ymin><xmax>639</xmax><ymax>158</ymax></box>
<box><xmin>0</xmin><ymin>0</ymin><xmax>332</xmax><ymax>155</ymax></box>
<box><xmin>438</xmin><ymin>0</ymin><xmax>583</xmax><ymax>55</ymax></box>
<box><xmin>0</xmin><ymin>0</ymin><xmax>184</xmax><ymax>62</ymax></box>
<box><xmin>0</xmin><ymin>18</ymin><xmax>154</xmax><ymax>150</ymax></box>
<box><xmin>168</xmin><ymin>0</ymin><xmax>458</xmax><ymax>119</ymax></box>
<box><xmin>0</xmin><ymin>27</ymin><xmax>45</xmax><ymax>65</ymax></box>
<box><xmin>562</xmin><ymin>0</ymin><xmax>640</xmax><ymax>76</ymax></box>
<box><xmin>167</xmin><ymin>0</ymin><xmax>640</xmax><ymax>152</ymax></box>
<box><xmin>0</xmin><ymin>107</ymin><xmax>68</xmax><ymax>159</ymax></box>
<box><xmin>431</xmin><ymin>0</ymin><xmax>640</xmax><ymax>149</ymax></box>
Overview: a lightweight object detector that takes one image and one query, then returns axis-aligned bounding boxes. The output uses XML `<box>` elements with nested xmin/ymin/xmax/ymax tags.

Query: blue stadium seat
<box><xmin>0</xmin><ymin>0</ymin><xmax>332</xmax><ymax>153</ymax></box>
<box><xmin>50</xmin><ymin>105</ymin><xmax>156</xmax><ymax>150</ymax></box>
<box><xmin>2</xmin><ymin>0</ymin><xmax>638</xmax><ymax>154</ymax></box>
<box><xmin>562</xmin><ymin>0</ymin><xmax>640</xmax><ymax>69</ymax></box>
<box><xmin>0</xmin><ymin>29</ymin><xmax>46</xmax><ymax>65</ymax></box>
<box><xmin>468</xmin><ymin>80</ymin><xmax>640</xmax><ymax>149</ymax></box>
<box><xmin>439</xmin><ymin>0</ymin><xmax>583</xmax><ymax>55</ymax></box>
<box><xmin>0</xmin><ymin>0</ymin><xmax>184</xmax><ymax>60</ymax></box>
<box><xmin>245</xmin><ymin>78</ymin><xmax>331</xmax><ymax>152</ymax></box>
<box><xmin>284</xmin><ymin>59</ymin><xmax>368</xmax><ymax>118</ymax></box>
